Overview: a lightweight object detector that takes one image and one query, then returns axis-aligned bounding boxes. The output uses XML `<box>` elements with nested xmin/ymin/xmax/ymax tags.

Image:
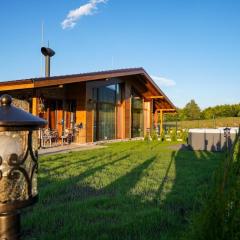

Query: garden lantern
<box><xmin>224</xmin><ymin>127</ymin><xmax>231</xmax><ymax>138</ymax></box>
<box><xmin>0</xmin><ymin>94</ymin><xmax>47</xmax><ymax>240</ymax></box>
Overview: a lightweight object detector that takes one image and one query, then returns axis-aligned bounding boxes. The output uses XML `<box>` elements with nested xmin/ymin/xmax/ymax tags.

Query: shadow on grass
<box><xmin>23</xmin><ymin>143</ymin><xmax>224</xmax><ymax>240</ymax></box>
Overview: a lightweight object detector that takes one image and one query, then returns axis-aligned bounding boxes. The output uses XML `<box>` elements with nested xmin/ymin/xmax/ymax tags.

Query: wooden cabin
<box><xmin>0</xmin><ymin>68</ymin><xmax>176</xmax><ymax>144</ymax></box>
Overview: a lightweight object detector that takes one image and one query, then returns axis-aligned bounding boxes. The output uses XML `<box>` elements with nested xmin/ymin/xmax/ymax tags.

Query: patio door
<box><xmin>93</xmin><ymin>84</ymin><xmax>118</xmax><ymax>141</ymax></box>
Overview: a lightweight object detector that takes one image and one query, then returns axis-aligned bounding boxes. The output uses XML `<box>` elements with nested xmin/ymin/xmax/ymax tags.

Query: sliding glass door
<box><xmin>93</xmin><ymin>84</ymin><xmax>120</xmax><ymax>141</ymax></box>
<box><xmin>98</xmin><ymin>102</ymin><xmax>115</xmax><ymax>140</ymax></box>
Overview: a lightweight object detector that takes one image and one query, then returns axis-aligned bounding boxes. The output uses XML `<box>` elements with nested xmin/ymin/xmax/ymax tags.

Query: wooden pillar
<box><xmin>160</xmin><ymin>110</ymin><xmax>163</xmax><ymax>135</ymax></box>
<box><xmin>32</xmin><ymin>97</ymin><xmax>38</xmax><ymax>116</ymax></box>
<box><xmin>149</xmin><ymin>100</ymin><xmax>153</xmax><ymax>131</ymax></box>
<box><xmin>143</xmin><ymin>101</ymin><xmax>151</xmax><ymax>136</ymax></box>
<box><xmin>57</xmin><ymin>105</ymin><xmax>63</xmax><ymax>137</ymax></box>
<box><xmin>76</xmin><ymin>83</ymin><xmax>87</xmax><ymax>143</ymax></box>
<box><xmin>76</xmin><ymin>97</ymin><xmax>87</xmax><ymax>143</ymax></box>
<box><xmin>31</xmin><ymin>89</ymin><xmax>38</xmax><ymax>116</ymax></box>
<box><xmin>85</xmin><ymin>83</ymin><xmax>94</xmax><ymax>143</ymax></box>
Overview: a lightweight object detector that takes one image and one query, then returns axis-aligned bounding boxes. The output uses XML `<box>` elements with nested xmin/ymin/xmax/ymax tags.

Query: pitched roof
<box><xmin>0</xmin><ymin>68</ymin><xmax>176</xmax><ymax>111</ymax></box>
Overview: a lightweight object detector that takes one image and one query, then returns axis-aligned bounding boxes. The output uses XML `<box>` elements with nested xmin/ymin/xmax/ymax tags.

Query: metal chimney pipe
<box><xmin>45</xmin><ymin>56</ymin><xmax>50</xmax><ymax>77</ymax></box>
<box><xmin>41</xmin><ymin>47</ymin><xmax>55</xmax><ymax>77</ymax></box>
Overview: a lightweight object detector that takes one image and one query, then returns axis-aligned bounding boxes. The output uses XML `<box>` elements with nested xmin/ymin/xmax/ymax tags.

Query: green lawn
<box><xmin>23</xmin><ymin>141</ymin><xmax>224</xmax><ymax>240</ymax></box>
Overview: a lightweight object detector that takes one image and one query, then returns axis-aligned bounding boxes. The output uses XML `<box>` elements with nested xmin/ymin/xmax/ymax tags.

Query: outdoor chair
<box><xmin>61</xmin><ymin>129</ymin><xmax>74</xmax><ymax>146</ymax></box>
<box><xmin>41</xmin><ymin>128</ymin><xmax>59</xmax><ymax>148</ymax></box>
<box><xmin>50</xmin><ymin>130</ymin><xmax>59</xmax><ymax>146</ymax></box>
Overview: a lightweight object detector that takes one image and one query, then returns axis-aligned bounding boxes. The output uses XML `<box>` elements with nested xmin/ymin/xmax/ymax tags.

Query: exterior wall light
<box><xmin>0</xmin><ymin>94</ymin><xmax>47</xmax><ymax>240</ymax></box>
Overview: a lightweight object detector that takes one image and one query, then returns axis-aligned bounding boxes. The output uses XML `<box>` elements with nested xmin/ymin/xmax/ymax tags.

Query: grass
<box><xmin>166</xmin><ymin>117</ymin><xmax>240</xmax><ymax>129</ymax></box>
<box><xmin>23</xmin><ymin>141</ymin><xmax>224</xmax><ymax>240</ymax></box>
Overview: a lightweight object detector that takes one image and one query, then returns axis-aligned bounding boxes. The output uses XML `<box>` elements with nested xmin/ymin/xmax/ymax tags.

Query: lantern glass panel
<box><xmin>0</xmin><ymin>131</ymin><xmax>38</xmax><ymax>203</ymax></box>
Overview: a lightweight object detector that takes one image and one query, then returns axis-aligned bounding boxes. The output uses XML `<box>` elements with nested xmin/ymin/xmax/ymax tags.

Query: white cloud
<box><xmin>61</xmin><ymin>0</ymin><xmax>108</xmax><ymax>29</ymax></box>
<box><xmin>151</xmin><ymin>75</ymin><xmax>176</xmax><ymax>87</ymax></box>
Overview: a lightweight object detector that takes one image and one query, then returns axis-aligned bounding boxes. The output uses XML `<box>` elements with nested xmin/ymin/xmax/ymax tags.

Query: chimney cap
<box><xmin>41</xmin><ymin>47</ymin><xmax>55</xmax><ymax>57</ymax></box>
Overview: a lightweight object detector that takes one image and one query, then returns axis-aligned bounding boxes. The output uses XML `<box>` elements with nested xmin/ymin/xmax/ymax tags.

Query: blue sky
<box><xmin>0</xmin><ymin>0</ymin><xmax>239</xmax><ymax>109</ymax></box>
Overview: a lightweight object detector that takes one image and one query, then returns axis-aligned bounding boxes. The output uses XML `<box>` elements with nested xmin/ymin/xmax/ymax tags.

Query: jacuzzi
<box><xmin>188</xmin><ymin>128</ymin><xmax>239</xmax><ymax>151</ymax></box>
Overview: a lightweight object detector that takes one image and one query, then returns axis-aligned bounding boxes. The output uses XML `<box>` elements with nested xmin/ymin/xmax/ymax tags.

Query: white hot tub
<box><xmin>188</xmin><ymin>128</ymin><xmax>239</xmax><ymax>151</ymax></box>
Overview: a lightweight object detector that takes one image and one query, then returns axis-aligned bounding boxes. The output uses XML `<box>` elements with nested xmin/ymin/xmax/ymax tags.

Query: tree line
<box><xmin>165</xmin><ymin>100</ymin><xmax>240</xmax><ymax>121</ymax></box>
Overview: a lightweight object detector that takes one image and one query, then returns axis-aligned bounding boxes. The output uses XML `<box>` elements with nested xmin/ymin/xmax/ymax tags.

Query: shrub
<box><xmin>181</xmin><ymin>129</ymin><xmax>189</xmax><ymax>142</ymax></box>
<box><xmin>151</xmin><ymin>131</ymin><xmax>158</xmax><ymax>141</ymax></box>
<box><xmin>160</xmin><ymin>130</ymin><xmax>166</xmax><ymax>141</ymax></box>
<box><xmin>170</xmin><ymin>129</ymin><xmax>177</xmax><ymax>141</ymax></box>
<box><xmin>144</xmin><ymin>134</ymin><xmax>151</xmax><ymax>141</ymax></box>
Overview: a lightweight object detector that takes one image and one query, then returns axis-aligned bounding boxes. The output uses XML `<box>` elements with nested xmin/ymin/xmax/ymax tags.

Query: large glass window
<box><xmin>93</xmin><ymin>84</ymin><xmax>121</xmax><ymax>141</ymax></box>
<box><xmin>131</xmin><ymin>90</ymin><xmax>144</xmax><ymax>138</ymax></box>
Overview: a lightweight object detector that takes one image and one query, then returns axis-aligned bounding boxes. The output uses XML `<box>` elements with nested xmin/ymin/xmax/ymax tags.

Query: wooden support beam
<box><xmin>148</xmin><ymin>96</ymin><xmax>164</xmax><ymax>99</ymax></box>
<box><xmin>157</xmin><ymin>109</ymin><xmax>176</xmax><ymax>112</ymax></box>
<box><xmin>0</xmin><ymin>83</ymin><xmax>34</xmax><ymax>91</ymax></box>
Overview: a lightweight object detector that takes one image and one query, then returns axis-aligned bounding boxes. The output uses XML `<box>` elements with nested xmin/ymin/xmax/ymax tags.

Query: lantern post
<box><xmin>0</xmin><ymin>94</ymin><xmax>46</xmax><ymax>240</ymax></box>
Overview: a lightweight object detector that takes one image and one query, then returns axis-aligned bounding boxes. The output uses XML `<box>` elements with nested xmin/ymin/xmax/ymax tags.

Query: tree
<box><xmin>164</xmin><ymin>102</ymin><xmax>240</xmax><ymax>122</ymax></box>
<box><xmin>202</xmin><ymin>103</ymin><xmax>240</xmax><ymax>119</ymax></box>
<box><xmin>182</xmin><ymin>99</ymin><xmax>201</xmax><ymax>120</ymax></box>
